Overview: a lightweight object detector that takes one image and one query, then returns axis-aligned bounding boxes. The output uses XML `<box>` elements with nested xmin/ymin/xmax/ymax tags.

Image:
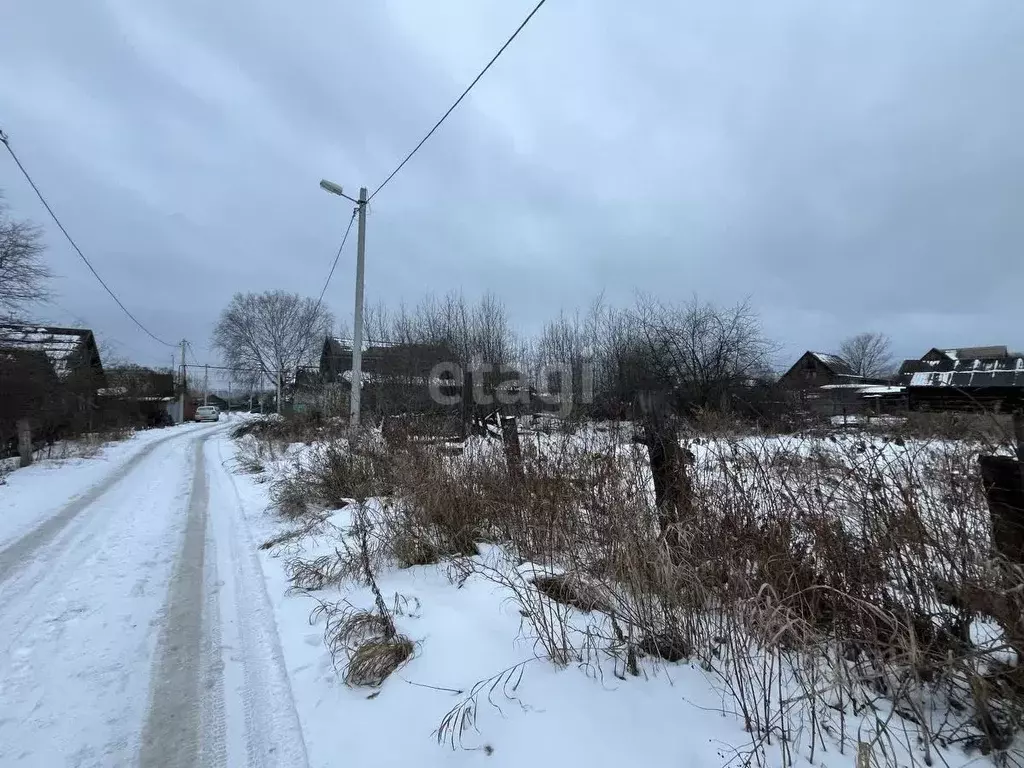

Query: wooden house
<box><xmin>779</xmin><ymin>351</ymin><xmax>866</xmax><ymax>390</ymax></box>
<box><xmin>318</xmin><ymin>337</ymin><xmax>459</xmax><ymax>415</ymax></box>
<box><xmin>0</xmin><ymin>323</ymin><xmax>106</xmax><ymax>448</ymax></box>
<box><xmin>779</xmin><ymin>351</ymin><xmax>892</xmax><ymax>419</ymax></box>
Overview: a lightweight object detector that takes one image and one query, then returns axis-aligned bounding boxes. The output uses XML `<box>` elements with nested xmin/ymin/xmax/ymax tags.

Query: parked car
<box><xmin>194</xmin><ymin>405</ymin><xmax>220</xmax><ymax>423</ymax></box>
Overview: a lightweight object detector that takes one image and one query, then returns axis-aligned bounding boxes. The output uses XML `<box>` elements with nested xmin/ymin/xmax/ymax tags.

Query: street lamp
<box><xmin>319</xmin><ymin>179</ymin><xmax>354</xmax><ymax>201</ymax></box>
<box><xmin>320</xmin><ymin>178</ymin><xmax>368</xmax><ymax>430</ymax></box>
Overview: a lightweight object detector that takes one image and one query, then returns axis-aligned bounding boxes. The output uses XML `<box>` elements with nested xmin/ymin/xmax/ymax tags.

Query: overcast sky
<box><xmin>2</xmin><ymin>0</ymin><xmax>1022</xmax><ymax>379</ymax></box>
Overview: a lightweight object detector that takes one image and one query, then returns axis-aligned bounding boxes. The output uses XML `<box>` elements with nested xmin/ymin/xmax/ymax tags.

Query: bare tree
<box><xmin>631</xmin><ymin>295</ymin><xmax>776</xmax><ymax>410</ymax></box>
<box><xmin>533</xmin><ymin>300</ymin><xmax>605</xmax><ymax>413</ymax></box>
<box><xmin>839</xmin><ymin>332</ymin><xmax>893</xmax><ymax>378</ymax></box>
<box><xmin>0</xmin><ymin>196</ymin><xmax>50</xmax><ymax>318</ymax></box>
<box><xmin>211</xmin><ymin>291</ymin><xmax>334</xmax><ymax>384</ymax></box>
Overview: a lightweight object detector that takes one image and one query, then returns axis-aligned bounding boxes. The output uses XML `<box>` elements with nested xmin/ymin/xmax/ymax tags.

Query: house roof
<box><xmin>928</xmin><ymin>345</ymin><xmax>1009</xmax><ymax>361</ymax></box>
<box><xmin>810</xmin><ymin>352</ymin><xmax>859</xmax><ymax>377</ymax></box>
<box><xmin>907</xmin><ymin>355</ymin><xmax>1024</xmax><ymax>389</ymax></box>
<box><xmin>860</xmin><ymin>385</ymin><xmax>905</xmax><ymax>397</ymax></box>
<box><xmin>0</xmin><ymin>323</ymin><xmax>97</xmax><ymax>379</ymax></box>
<box><xmin>897</xmin><ymin>358</ymin><xmax>931</xmax><ymax>376</ymax></box>
<box><xmin>323</xmin><ymin>336</ymin><xmax>455</xmax><ymax>378</ymax></box>
<box><xmin>324</xmin><ymin>337</ymin><xmax>351</xmax><ymax>357</ymax></box>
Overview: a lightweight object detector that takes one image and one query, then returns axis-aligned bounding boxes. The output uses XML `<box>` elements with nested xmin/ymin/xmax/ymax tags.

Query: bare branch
<box><xmin>839</xmin><ymin>332</ymin><xmax>893</xmax><ymax>378</ymax></box>
<box><xmin>0</xmin><ymin>195</ymin><xmax>50</xmax><ymax>317</ymax></box>
<box><xmin>211</xmin><ymin>290</ymin><xmax>334</xmax><ymax>384</ymax></box>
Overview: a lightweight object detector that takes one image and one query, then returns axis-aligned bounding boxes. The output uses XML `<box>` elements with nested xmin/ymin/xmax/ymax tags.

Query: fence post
<box><xmin>17</xmin><ymin>418</ymin><xmax>32</xmax><ymax>468</ymax></box>
<box><xmin>637</xmin><ymin>390</ymin><xmax>690</xmax><ymax>551</ymax></box>
<box><xmin>499</xmin><ymin>412</ymin><xmax>523</xmax><ymax>479</ymax></box>
<box><xmin>979</xmin><ymin>454</ymin><xmax>1024</xmax><ymax>563</ymax></box>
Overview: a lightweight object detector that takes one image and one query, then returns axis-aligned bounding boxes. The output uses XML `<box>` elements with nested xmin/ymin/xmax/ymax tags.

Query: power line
<box><xmin>185</xmin><ymin>341</ymin><xmax>204</xmax><ymax>368</ymax></box>
<box><xmin>367</xmin><ymin>0</ymin><xmax>548</xmax><ymax>202</ymax></box>
<box><xmin>315</xmin><ymin>208</ymin><xmax>358</xmax><ymax>312</ymax></box>
<box><xmin>0</xmin><ymin>128</ymin><xmax>176</xmax><ymax>348</ymax></box>
<box><xmin>293</xmin><ymin>207</ymin><xmax>359</xmax><ymax>367</ymax></box>
<box><xmin>181</xmin><ymin>362</ymin><xmax>268</xmax><ymax>374</ymax></box>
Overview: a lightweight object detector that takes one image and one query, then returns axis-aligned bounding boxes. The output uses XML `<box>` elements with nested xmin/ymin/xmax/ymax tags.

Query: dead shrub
<box><xmin>309</xmin><ymin>440</ymin><xmax>393</xmax><ymax>506</ymax></box>
<box><xmin>532</xmin><ymin>573</ymin><xmax>609</xmax><ymax>613</ymax></box>
<box><xmin>286</xmin><ymin>552</ymin><xmax>350</xmax><ymax>591</ymax></box>
<box><xmin>385</xmin><ymin>426</ymin><xmax>1024</xmax><ymax>763</ymax></box>
<box><xmin>392</xmin><ymin>528</ymin><xmax>444</xmax><ymax>568</ymax></box>
<box><xmin>391</xmin><ymin>447</ymin><xmax>498</xmax><ymax>557</ymax></box>
<box><xmin>637</xmin><ymin>632</ymin><xmax>692</xmax><ymax>662</ymax></box>
<box><xmin>235</xmin><ymin>448</ymin><xmax>265</xmax><ymax>475</ymax></box>
<box><xmin>271</xmin><ymin>472</ymin><xmax>310</xmax><ymax>518</ymax></box>
<box><xmin>232</xmin><ymin>412</ymin><xmax>338</xmax><ymax>444</ymax></box>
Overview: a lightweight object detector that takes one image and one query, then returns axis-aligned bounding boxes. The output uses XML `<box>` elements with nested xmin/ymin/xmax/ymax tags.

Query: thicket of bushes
<box><xmin>249</xmin><ymin>413</ymin><xmax>1024</xmax><ymax>765</ymax></box>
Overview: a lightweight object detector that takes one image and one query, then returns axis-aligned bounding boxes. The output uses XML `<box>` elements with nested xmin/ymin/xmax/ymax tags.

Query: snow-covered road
<box><xmin>0</xmin><ymin>425</ymin><xmax>308</xmax><ymax>767</ymax></box>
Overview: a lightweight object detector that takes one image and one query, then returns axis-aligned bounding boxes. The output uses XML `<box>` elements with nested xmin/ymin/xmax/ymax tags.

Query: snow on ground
<box><xmin>233</xmin><ymin>484</ymin><xmax>775</xmax><ymax>768</ymax></box>
<box><xmin>0</xmin><ymin>422</ymin><xmax>210</xmax><ymax>549</ymax></box>
<box><xmin>0</xmin><ymin>423</ymin><xmax>213</xmax><ymax>764</ymax></box>
<box><xmin>226</xmin><ymin>432</ymin><xmax>1003</xmax><ymax>768</ymax></box>
<box><xmin>0</xmin><ymin>419</ymin><xmax>310</xmax><ymax>767</ymax></box>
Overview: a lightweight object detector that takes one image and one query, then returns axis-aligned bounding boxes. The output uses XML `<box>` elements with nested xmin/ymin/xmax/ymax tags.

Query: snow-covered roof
<box><xmin>97</xmin><ymin>386</ymin><xmax>129</xmax><ymax>397</ymax></box>
<box><xmin>810</xmin><ymin>352</ymin><xmax>858</xmax><ymax>377</ymax></box>
<box><xmin>813</xmin><ymin>352</ymin><xmax>844</xmax><ymax>367</ymax></box>
<box><xmin>859</xmin><ymin>385</ymin><xmax>905</xmax><ymax>396</ymax></box>
<box><xmin>909</xmin><ymin>357</ymin><xmax>1024</xmax><ymax>389</ymax></box>
<box><xmin>934</xmin><ymin>345</ymin><xmax>1008</xmax><ymax>361</ymax></box>
<box><xmin>0</xmin><ymin>323</ymin><xmax>95</xmax><ymax>379</ymax></box>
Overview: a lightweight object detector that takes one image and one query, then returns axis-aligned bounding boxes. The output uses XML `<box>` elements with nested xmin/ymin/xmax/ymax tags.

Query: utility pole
<box><xmin>319</xmin><ymin>179</ymin><xmax>367</xmax><ymax>432</ymax></box>
<box><xmin>179</xmin><ymin>339</ymin><xmax>187</xmax><ymax>424</ymax></box>
<box><xmin>204</xmin><ymin>364</ymin><xmax>209</xmax><ymax>406</ymax></box>
<box><xmin>351</xmin><ymin>186</ymin><xmax>368</xmax><ymax>430</ymax></box>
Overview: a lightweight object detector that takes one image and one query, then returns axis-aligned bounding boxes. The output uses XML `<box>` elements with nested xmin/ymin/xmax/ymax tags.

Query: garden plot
<box><xmin>236</xmin><ymin>419</ymin><xmax>1023</xmax><ymax>767</ymax></box>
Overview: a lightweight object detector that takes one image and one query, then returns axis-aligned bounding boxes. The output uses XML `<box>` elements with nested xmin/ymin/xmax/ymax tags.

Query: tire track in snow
<box><xmin>138</xmin><ymin>436</ymin><xmax>214</xmax><ymax>768</ymax></box>
<box><xmin>0</xmin><ymin>427</ymin><xmax>208</xmax><ymax>766</ymax></box>
<box><xmin>208</xmin><ymin>435</ymin><xmax>310</xmax><ymax>767</ymax></box>
<box><xmin>139</xmin><ymin>429</ymin><xmax>309</xmax><ymax>767</ymax></box>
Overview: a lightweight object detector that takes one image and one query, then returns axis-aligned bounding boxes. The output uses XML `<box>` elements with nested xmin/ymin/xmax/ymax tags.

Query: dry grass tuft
<box><xmin>259</xmin><ymin>514</ymin><xmax>330</xmax><ymax>551</ymax></box>
<box><xmin>344</xmin><ymin>636</ymin><xmax>415</xmax><ymax>687</ymax></box>
<box><xmin>308</xmin><ymin>441</ymin><xmax>394</xmax><ymax>506</ymax></box>
<box><xmin>260</xmin><ymin>528</ymin><xmax>304</xmax><ymax>550</ymax></box>
<box><xmin>271</xmin><ymin>473</ymin><xmax>310</xmax><ymax>518</ymax></box>
<box><xmin>392</xmin><ymin>529</ymin><xmax>443</xmax><ymax>568</ymax></box>
<box><xmin>335</xmin><ymin>609</ymin><xmax>395</xmax><ymax>651</ymax></box>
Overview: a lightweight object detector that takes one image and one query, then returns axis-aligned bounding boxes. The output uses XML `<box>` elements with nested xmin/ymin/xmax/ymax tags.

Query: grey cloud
<box><xmin>1</xmin><ymin>0</ymin><xmax>1022</xmax><ymax>376</ymax></box>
